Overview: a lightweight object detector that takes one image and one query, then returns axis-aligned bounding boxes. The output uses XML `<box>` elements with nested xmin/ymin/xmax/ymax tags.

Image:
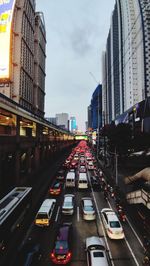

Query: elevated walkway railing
<box><xmin>126</xmin><ymin>189</ymin><xmax>150</xmax><ymax>209</ymax></box>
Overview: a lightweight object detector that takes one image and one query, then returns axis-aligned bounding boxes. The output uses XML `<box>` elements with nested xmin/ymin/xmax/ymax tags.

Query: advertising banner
<box><xmin>0</xmin><ymin>0</ymin><xmax>16</xmax><ymax>80</ymax></box>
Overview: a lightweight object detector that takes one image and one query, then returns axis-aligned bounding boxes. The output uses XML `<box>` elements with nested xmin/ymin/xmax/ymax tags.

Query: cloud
<box><xmin>69</xmin><ymin>25</ymin><xmax>93</xmax><ymax>56</ymax></box>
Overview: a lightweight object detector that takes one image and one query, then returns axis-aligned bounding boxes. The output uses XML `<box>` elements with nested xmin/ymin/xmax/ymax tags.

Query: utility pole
<box><xmin>115</xmin><ymin>147</ymin><xmax>118</xmax><ymax>185</ymax></box>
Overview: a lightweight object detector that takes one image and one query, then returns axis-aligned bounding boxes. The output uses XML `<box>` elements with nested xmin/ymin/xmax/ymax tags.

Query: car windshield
<box><xmin>36</xmin><ymin>213</ymin><xmax>47</xmax><ymax>219</ymax></box>
<box><xmin>53</xmin><ymin>183</ymin><xmax>60</xmax><ymax>188</ymax></box>
<box><xmin>55</xmin><ymin>241</ymin><xmax>68</xmax><ymax>252</ymax></box>
<box><xmin>110</xmin><ymin>221</ymin><xmax>120</xmax><ymax>228</ymax></box>
<box><xmin>84</xmin><ymin>206</ymin><xmax>93</xmax><ymax>211</ymax></box>
<box><xmin>64</xmin><ymin>201</ymin><xmax>72</xmax><ymax>207</ymax></box>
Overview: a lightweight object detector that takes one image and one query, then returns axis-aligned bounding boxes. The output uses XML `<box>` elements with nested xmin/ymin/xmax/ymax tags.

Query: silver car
<box><xmin>85</xmin><ymin>236</ymin><xmax>109</xmax><ymax>266</ymax></box>
<box><xmin>81</xmin><ymin>197</ymin><xmax>96</xmax><ymax>221</ymax></box>
<box><xmin>62</xmin><ymin>194</ymin><xmax>75</xmax><ymax>215</ymax></box>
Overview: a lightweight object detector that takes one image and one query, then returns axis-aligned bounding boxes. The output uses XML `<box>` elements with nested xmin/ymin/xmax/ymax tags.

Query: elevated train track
<box><xmin>0</xmin><ymin>93</ymin><xmax>75</xmax><ymax>196</ymax></box>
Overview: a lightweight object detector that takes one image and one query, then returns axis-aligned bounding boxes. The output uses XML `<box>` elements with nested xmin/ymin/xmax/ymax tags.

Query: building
<box><xmin>70</xmin><ymin>116</ymin><xmax>77</xmax><ymax>132</ymax></box>
<box><xmin>56</xmin><ymin>113</ymin><xmax>69</xmax><ymax>130</ymax></box>
<box><xmin>0</xmin><ymin>0</ymin><xmax>46</xmax><ymax>117</ymax></box>
<box><xmin>103</xmin><ymin>0</ymin><xmax>150</xmax><ymax>123</ymax></box>
<box><xmin>87</xmin><ymin>105</ymin><xmax>92</xmax><ymax>130</ymax></box>
<box><xmin>45</xmin><ymin>117</ymin><xmax>57</xmax><ymax>125</ymax></box>
<box><xmin>90</xmin><ymin>84</ymin><xmax>102</xmax><ymax>130</ymax></box>
<box><xmin>34</xmin><ymin>12</ymin><xmax>46</xmax><ymax>117</ymax></box>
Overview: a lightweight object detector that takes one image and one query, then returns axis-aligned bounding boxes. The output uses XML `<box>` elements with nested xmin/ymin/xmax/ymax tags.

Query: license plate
<box><xmin>57</xmin><ymin>255</ymin><xmax>65</xmax><ymax>259</ymax></box>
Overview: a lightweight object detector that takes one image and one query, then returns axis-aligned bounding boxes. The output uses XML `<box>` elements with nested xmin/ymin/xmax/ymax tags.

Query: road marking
<box><xmin>55</xmin><ymin>206</ymin><xmax>60</xmax><ymax>222</ymax></box>
<box><xmin>77</xmin><ymin>206</ymin><xmax>80</xmax><ymax>222</ymax></box>
<box><xmin>126</xmin><ymin>217</ymin><xmax>143</xmax><ymax>248</ymax></box>
<box><xmin>125</xmin><ymin>237</ymin><xmax>140</xmax><ymax>266</ymax></box>
<box><xmin>89</xmin><ymin>176</ymin><xmax>114</xmax><ymax>266</ymax></box>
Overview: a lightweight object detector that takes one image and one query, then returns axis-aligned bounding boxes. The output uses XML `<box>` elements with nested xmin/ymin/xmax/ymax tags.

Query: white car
<box><xmin>62</xmin><ymin>194</ymin><xmax>75</xmax><ymax>215</ymax></box>
<box><xmin>85</xmin><ymin>236</ymin><xmax>109</xmax><ymax>266</ymax></box>
<box><xmin>101</xmin><ymin>208</ymin><xmax>125</xmax><ymax>239</ymax></box>
<box><xmin>81</xmin><ymin>197</ymin><xmax>96</xmax><ymax>221</ymax></box>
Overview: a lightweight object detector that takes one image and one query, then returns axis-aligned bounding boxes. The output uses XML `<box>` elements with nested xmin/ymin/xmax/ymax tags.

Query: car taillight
<box><xmin>51</xmin><ymin>252</ymin><xmax>55</xmax><ymax>258</ymax></box>
<box><xmin>66</xmin><ymin>252</ymin><xmax>72</xmax><ymax>259</ymax></box>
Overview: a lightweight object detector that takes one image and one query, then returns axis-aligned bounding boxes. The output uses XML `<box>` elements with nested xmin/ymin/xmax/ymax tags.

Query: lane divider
<box><xmin>55</xmin><ymin>206</ymin><xmax>60</xmax><ymax>222</ymax></box>
<box><xmin>77</xmin><ymin>206</ymin><xmax>80</xmax><ymax>222</ymax></box>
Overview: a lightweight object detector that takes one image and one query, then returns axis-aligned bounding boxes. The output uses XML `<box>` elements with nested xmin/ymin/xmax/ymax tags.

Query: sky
<box><xmin>36</xmin><ymin>0</ymin><xmax>115</xmax><ymax>132</ymax></box>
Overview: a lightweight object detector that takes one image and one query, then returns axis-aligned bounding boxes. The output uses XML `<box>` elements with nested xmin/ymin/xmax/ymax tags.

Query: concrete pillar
<box><xmin>15</xmin><ymin>150</ymin><xmax>21</xmax><ymax>185</ymax></box>
<box><xmin>34</xmin><ymin>146</ymin><xmax>40</xmax><ymax>170</ymax></box>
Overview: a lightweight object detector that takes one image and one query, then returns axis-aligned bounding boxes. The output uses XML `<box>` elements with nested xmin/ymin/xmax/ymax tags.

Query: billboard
<box><xmin>0</xmin><ymin>0</ymin><xmax>16</xmax><ymax>81</ymax></box>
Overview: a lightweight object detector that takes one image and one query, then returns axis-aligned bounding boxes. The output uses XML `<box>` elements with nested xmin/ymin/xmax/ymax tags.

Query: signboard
<box><xmin>0</xmin><ymin>0</ymin><xmax>16</xmax><ymax>80</ymax></box>
<box><xmin>75</xmin><ymin>135</ymin><xmax>88</xmax><ymax>140</ymax></box>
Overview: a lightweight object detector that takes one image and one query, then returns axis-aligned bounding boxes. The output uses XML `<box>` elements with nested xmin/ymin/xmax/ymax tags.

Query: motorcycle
<box><xmin>119</xmin><ymin>212</ymin><xmax>126</xmax><ymax>222</ymax></box>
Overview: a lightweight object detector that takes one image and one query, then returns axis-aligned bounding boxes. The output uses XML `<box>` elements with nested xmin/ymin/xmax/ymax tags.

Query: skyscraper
<box><xmin>34</xmin><ymin>12</ymin><xmax>46</xmax><ymax>117</ymax></box>
<box><xmin>103</xmin><ymin>0</ymin><xmax>150</xmax><ymax>122</ymax></box>
<box><xmin>91</xmin><ymin>84</ymin><xmax>102</xmax><ymax>130</ymax></box>
<box><xmin>70</xmin><ymin>116</ymin><xmax>77</xmax><ymax>132</ymax></box>
<box><xmin>0</xmin><ymin>0</ymin><xmax>46</xmax><ymax>117</ymax></box>
<box><xmin>56</xmin><ymin>113</ymin><xmax>69</xmax><ymax>130</ymax></box>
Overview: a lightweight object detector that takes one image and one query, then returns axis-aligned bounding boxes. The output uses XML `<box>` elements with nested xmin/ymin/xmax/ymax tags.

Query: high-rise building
<box><xmin>87</xmin><ymin>105</ymin><xmax>92</xmax><ymax>129</ymax></box>
<box><xmin>34</xmin><ymin>12</ymin><xmax>46</xmax><ymax>117</ymax></box>
<box><xmin>103</xmin><ymin>0</ymin><xmax>150</xmax><ymax>122</ymax></box>
<box><xmin>45</xmin><ymin>117</ymin><xmax>57</xmax><ymax>125</ymax></box>
<box><xmin>90</xmin><ymin>84</ymin><xmax>102</xmax><ymax>130</ymax></box>
<box><xmin>0</xmin><ymin>0</ymin><xmax>46</xmax><ymax>117</ymax></box>
<box><xmin>70</xmin><ymin>116</ymin><xmax>77</xmax><ymax>132</ymax></box>
<box><xmin>56</xmin><ymin>113</ymin><xmax>69</xmax><ymax>130</ymax></box>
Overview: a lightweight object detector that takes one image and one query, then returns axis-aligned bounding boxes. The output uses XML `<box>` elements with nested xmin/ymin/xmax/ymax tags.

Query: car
<box><xmin>62</xmin><ymin>194</ymin><xmax>75</xmax><ymax>215</ymax></box>
<box><xmin>81</xmin><ymin>197</ymin><xmax>96</xmax><ymax>221</ymax></box>
<box><xmin>101</xmin><ymin>208</ymin><xmax>125</xmax><ymax>239</ymax></box>
<box><xmin>56</xmin><ymin>169</ymin><xmax>66</xmax><ymax>181</ymax></box>
<box><xmin>51</xmin><ymin>223</ymin><xmax>72</xmax><ymax>264</ymax></box>
<box><xmin>70</xmin><ymin>160</ymin><xmax>78</xmax><ymax>169</ymax></box>
<box><xmin>85</xmin><ymin>236</ymin><xmax>109</xmax><ymax>266</ymax></box>
<box><xmin>49</xmin><ymin>181</ymin><xmax>62</xmax><ymax>195</ymax></box>
<box><xmin>78</xmin><ymin>165</ymin><xmax>87</xmax><ymax>173</ymax></box>
<box><xmin>87</xmin><ymin>161</ymin><xmax>95</xmax><ymax>170</ymax></box>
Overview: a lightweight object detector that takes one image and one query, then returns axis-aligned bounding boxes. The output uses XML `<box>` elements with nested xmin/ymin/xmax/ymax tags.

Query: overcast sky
<box><xmin>36</xmin><ymin>0</ymin><xmax>115</xmax><ymax>131</ymax></box>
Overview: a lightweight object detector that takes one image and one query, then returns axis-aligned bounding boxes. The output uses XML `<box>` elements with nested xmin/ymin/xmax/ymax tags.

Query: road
<box><xmin>13</xmin><ymin>168</ymin><xmax>145</xmax><ymax>266</ymax></box>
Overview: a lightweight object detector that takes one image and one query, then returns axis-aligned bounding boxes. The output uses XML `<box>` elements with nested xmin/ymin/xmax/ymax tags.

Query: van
<box><xmin>35</xmin><ymin>199</ymin><xmax>56</xmax><ymax>227</ymax></box>
<box><xmin>78</xmin><ymin>173</ymin><xmax>88</xmax><ymax>189</ymax></box>
<box><xmin>65</xmin><ymin>172</ymin><xmax>76</xmax><ymax>188</ymax></box>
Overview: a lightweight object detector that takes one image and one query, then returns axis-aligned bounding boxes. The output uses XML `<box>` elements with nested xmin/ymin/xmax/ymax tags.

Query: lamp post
<box><xmin>115</xmin><ymin>147</ymin><xmax>118</xmax><ymax>185</ymax></box>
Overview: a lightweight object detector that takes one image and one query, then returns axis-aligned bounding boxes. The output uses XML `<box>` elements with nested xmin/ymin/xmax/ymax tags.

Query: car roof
<box><xmin>64</xmin><ymin>194</ymin><xmax>74</xmax><ymax>201</ymax></box>
<box><xmin>102</xmin><ymin>208</ymin><xmax>120</xmax><ymax>220</ymax></box>
<box><xmin>90</xmin><ymin>250</ymin><xmax>108</xmax><ymax>266</ymax></box>
<box><xmin>86</xmin><ymin>236</ymin><xmax>105</xmax><ymax>249</ymax></box>
<box><xmin>82</xmin><ymin>198</ymin><xmax>93</xmax><ymax>205</ymax></box>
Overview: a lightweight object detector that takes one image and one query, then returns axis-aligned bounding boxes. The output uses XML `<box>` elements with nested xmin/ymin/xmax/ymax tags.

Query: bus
<box><xmin>0</xmin><ymin>187</ymin><xmax>32</xmax><ymax>252</ymax></box>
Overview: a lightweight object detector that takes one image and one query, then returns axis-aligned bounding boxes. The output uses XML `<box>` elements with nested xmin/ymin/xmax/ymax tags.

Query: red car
<box><xmin>49</xmin><ymin>181</ymin><xmax>62</xmax><ymax>196</ymax></box>
<box><xmin>51</xmin><ymin>223</ymin><xmax>72</xmax><ymax>264</ymax></box>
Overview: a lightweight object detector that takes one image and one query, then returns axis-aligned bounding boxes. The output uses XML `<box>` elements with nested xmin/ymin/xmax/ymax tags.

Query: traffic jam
<box><xmin>17</xmin><ymin>141</ymin><xmax>144</xmax><ymax>266</ymax></box>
